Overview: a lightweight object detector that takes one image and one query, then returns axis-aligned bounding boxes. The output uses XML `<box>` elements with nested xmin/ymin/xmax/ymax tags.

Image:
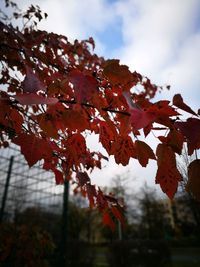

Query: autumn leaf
<box><xmin>13</xmin><ymin>133</ymin><xmax>52</xmax><ymax>167</ymax></box>
<box><xmin>62</xmin><ymin>109</ymin><xmax>90</xmax><ymax>132</ymax></box>
<box><xmin>130</xmin><ymin>108</ymin><xmax>156</xmax><ymax>131</ymax></box>
<box><xmin>64</xmin><ymin>133</ymin><xmax>87</xmax><ymax>168</ymax></box>
<box><xmin>135</xmin><ymin>140</ymin><xmax>156</xmax><ymax>167</ymax></box>
<box><xmin>123</xmin><ymin>91</ymin><xmax>156</xmax><ymax>131</ymax></box>
<box><xmin>86</xmin><ymin>183</ymin><xmax>96</xmax><ymax>208</ymax></box>
<box><xmin>111</xmin><ymin>135</ymin><xmax>136</xmax><ymax>166</ymax></box>
<box><xmin>76</xmin><ymin>171</ymin><xmax>90</xmax><ymax>186</ymax></box>
<box><xmin>36</xmin><ymin>113</ymin><xmax>58</xmax><ymax>138</ymax></box>
<box><xmin>111</xmin><ymin>206</ymin><xmax>124</xmax><ymax>224</ymax></box>
<box><xmin>186</xmin><ymin>159</ymin><xmax>200</xmax><ymax>201</ymax></box>
<box><xmin>96</xmin><ymin>189</ymin><xmax>108</xmax><ymax>210</ymax></box>
<box><xmin>147</xmin><ymin>100</ymin><xmax>179</xmax><ymax>128</ymax></box>
<box><xmin>142</xmin><ymin>78</ymin><xmax>158</xmax><ymax>99</ymax></box>
<box><xmin>173</xmin><ymin>94</ymin><xmax>197</xmax><ymax>116</ymax></box>
<box><xmin>99</xmin><ymin>120</ymin><xmax>116</xmax><ymax>154</ymax></box>
<box><xmin>54</xmin><ymin>169</ymin><xmax>64</xmax><ymax>185</ymax></box>
<box><xmin>155</xmin><ymin>100</ymin><xmax>179</xmax><ymax>117</ymax></box>
<box><xmin>158</xmin><ymin>129</ymin><xmax>184</xmax><ymax>155</ymax></box>
<box><xmin>102</xmin><ymin>211</ymin><xmax>115</xmax><ymax>231</ymax></box>
<box><xmin>103</xmin><ymin>59</ymin><xmax>133</xmax><ymax>87</ymax></box>
<box><xmin>175</xmin><ymin>118</ymin><xmax>200</xmax><ymax>155</ymax></box>
<box><xmin>68</xmin><ymin>69</ymin><xmax>98</xmax><ymax>103</ymax></box>
<box><xmin>48</xmin><ymin>79</ymin><xmax>73</xmax><ymax>97</ymax></box>
<box><xmin>0</xmin><ymin>103</ymin><xmax>23</xmax><ymax>133</ymax></box>
<box><xmin>14</xmin><ymin>93</ymin><xmax>58</xmax><ymax>105</ymax></box>
<box><xmin>22</xmin><ymin>67</ymin><xmax>46</xmax><ymax>93</ymax></box>
<box><xmin>155</xmin><ymin>144</ymin><xmax>182</xmax><ymax>199</ymax></box>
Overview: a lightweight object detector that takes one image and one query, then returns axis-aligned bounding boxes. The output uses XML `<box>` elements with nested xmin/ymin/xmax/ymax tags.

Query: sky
<box><xmin>1</xmin><ymin>0</ymin><xmax>200</xmax><ymax>196</ymax></box>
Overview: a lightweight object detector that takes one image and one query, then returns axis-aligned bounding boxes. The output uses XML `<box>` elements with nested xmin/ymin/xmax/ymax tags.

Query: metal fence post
<box><xmin>0</xmin><ymin>155</ymin><xmax>14</xmax><ymax>223</ymax></box>
<box><xmin>60</xmin><ymin>179</ymin><xmax>69</xmax><ymax>266</ymax></box>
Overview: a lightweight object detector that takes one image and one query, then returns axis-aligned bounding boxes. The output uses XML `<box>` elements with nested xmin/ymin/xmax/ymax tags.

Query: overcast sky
<box><xmin>2</xmin><ymin>0</ymin><xmax>200</xmax><ymax>195</ymax></box>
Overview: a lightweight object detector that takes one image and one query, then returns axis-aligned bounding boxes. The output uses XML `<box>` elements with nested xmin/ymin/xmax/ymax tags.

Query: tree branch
<box><xmin>59</xmin><ymin>99</ymin><xmax>131</xmax><ymax>116</ymax></box>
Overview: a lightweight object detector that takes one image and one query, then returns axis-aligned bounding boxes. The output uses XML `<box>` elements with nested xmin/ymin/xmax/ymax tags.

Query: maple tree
<box><xmin>0</xmin><ymin>1</ymin><xmax>200</xmax><ymax>228</ymax></box>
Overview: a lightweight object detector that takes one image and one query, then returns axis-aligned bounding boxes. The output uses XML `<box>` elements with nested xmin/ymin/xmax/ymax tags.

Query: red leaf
<box><xmin>62</xmin><ymin>109</ymin><xmax>90</xmax><ymax>132</ymax></box>
<box><xmin>147</xmin><ymin>100</ymin><xmax>179</xmax><ymax>127</ymax></box>
<box><xmin>130</xmin><ymin>108</ymin><xmax>156</xmax><ymax>130</ymax></box>
<box><xmin>13</xmin><ymin>133</ymin><xmax>52</xmax><ymax>167</ymax></box>
<box><xmin>54</xmin><ymin>169</ymin><xmax>64</xmax><ymax>185</ymax></box>
<box><xmin>99</xmin><ymin>121</ymin><xmax>116</xmax><ymax>154</ymax></box>
<box><xmin>111</xmin><ymin>135</ymin><xmax>136</xmax><ymax>166</ymax></box>
<box><xmin>155</xmin><ymin>144</ymin><xmax>182</xmax><ymax>199</ymax></box>
<box><xmin>103</xmin><ymin>59</ymin><xmax>133</xmax><ymax>87</ymax></box>
<box><xmin>36</xmin><ymin>113</ymin><xmax>58</xmax><ymax>138</ymax></box>
<box><xmin>22</xmin><ymin>67</ymin><xmax>46</xmax><ymax>93</ymax></box>
<box><xmin>142</xmin><ymin>78</ymin><xmax>158</xmax><ymax>99</ymax></box>
<box><xmin>0</xmin><ymin>103</ymin><xmax>23</xmax><ymax>133</ymax></box>
<box><xmin>64</xmin><ymin>133</ymin><xmax>87</xmax><ymax>168</ymax></box>
<box><xmin>153</xmin><ymin>100</ymin><xmax>179</xmax><ymax>116</ymax></box>
<box><xmin>158</xmin><ymin>129</ymin><xmax>184</xmax><ymax>155</ymax></box>
<box><xmin>76</xmin><ymin>172</ymin><xmax>90</xmax><ymax>186</ymax></box>
<box><xmin>86</xmin><ymin>183</ymin><xmax>96</xmax><ymax>208</ymax></box>
<box><xmin>173</xmin><ymin>94</ymin><xmax>197</xmax><ymax>116</ymax></box>
<box><xmin>102</xmin><ymin>212</ymin><xmax>115</xmax><ymax>231</ymax></box>
<box><xmin>68</xmin><ymin>69</ymin><xmax>98</xmax><ymax>103</ymax></box>
<box><xmin>96</xmin><ymin>189</ymin><xmax>108</xmax><ymax>210</ymax></box>
<box><xmin>111</xmin><ymin>206</ymin><xmax>124</xmax><ymax>224</ymax></box>
<box><xmin>135</xmin><ymin>140</ymin><xmax>156</xmax><ymax>167</ymax></box>
<box><xmin>14</xmin><ymin>93</ymin><xmax>58</xmax><ymax>105</ymax></box>
<box><xmin>175</xmin><ymin>118</ymin><xmax>200</xmax><ymax>155</ymax></box>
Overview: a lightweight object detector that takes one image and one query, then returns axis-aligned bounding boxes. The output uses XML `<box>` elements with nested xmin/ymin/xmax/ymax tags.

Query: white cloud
<box><xmin>161</xmin><ymin>32</ymin><xmax>200</xmax><ymax>108</ymax></box>
<box><xmin>40</xmin><ymin>0</ymin><xmax>114</xmax><ymax>36</ymax></box>
<box><xmin>115</xmin><ymin>0</ymin><xmax>200</xmax><ymax>107</ymax></box>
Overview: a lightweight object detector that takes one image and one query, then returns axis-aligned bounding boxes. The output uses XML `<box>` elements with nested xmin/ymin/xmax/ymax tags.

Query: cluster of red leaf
<box><xmin>0</xmin><ymin>2</ymin><xmax>199</xmax><ymax>228</ymax></box>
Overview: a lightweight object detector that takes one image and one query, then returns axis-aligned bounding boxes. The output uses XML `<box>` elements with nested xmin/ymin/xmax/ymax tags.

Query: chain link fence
<box><xmin>0</xmin><ymin>145</ymin><xmax>64</xmax><ymax>222</ymax></box>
